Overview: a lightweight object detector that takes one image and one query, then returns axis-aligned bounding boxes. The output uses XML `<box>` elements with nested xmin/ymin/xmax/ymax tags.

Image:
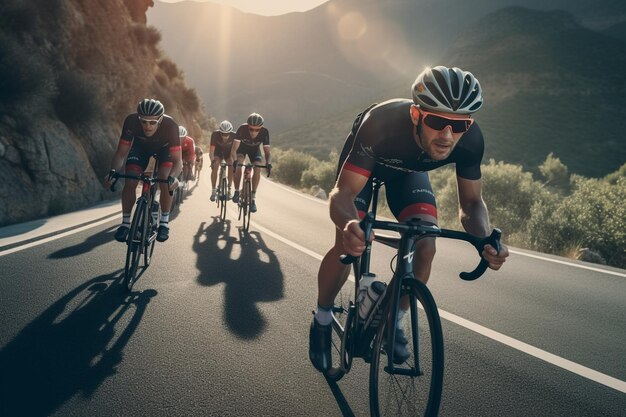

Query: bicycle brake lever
<box><xmin>459</xmin><ymin>228</ymin><xmax>501</xmax><ymax>281</ymax></box>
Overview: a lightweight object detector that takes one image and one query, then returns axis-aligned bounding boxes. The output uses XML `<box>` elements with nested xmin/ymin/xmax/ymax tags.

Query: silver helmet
<box><xmin>246</xmin><ymin>113</ymin><xmax>264</xmax><ymax>127</ymax></box>
<box><xmin>412</xmin><ymin>66</ymin><xmax>483</xmax><ymax>114</ymax></box>
<box><xmin>137</xmin><ymin>98</ymin><xmax>165</xmax><ymax>116</ymax></box>
<box><xmin>218</xmin><ymin>120</ymin><xmax>234</xmax><ymax>133</ymax></box>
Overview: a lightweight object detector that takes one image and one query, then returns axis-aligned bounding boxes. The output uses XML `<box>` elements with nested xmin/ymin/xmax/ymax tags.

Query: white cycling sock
<box><xmin>160</xmin><ymin>212</ymin><xmax>170</xmax><ymax>228</ymax></box>
<box><xmin>122</xmin><ymin>213</ymin><xmax>131</xmax><ymax>227</ymax></box>
<box><xmin>314</xmin><ymin>304</ymin><xmax>333</xmax><ymax>326</ymax></box>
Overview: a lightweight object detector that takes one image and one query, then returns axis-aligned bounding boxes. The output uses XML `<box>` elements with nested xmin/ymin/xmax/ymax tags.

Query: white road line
<box><xmin>508</xmin><ymin>249</ymin><xmax>626</xmax><ymax>278</ymax></box>
<box><xmin>0</xmin><ymin>214</ymin><xmax>119</xmax><ymax>257</ymax></box>
<box><xmin>250</xmin><ymin>218</ymin><xmax>626</xmax><ymax>394</ymax></box>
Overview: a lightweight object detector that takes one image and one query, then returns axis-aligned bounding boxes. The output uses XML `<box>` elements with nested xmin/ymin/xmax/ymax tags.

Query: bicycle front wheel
<box><xmin>369</xmin><ymin>278</ymin><xmax>444</xmax><ymax>417</ymax></box>
<box><xmin>219</xmin><ymin>176</ymin><xmax>228</xmax><ymax>220</ymax></box>
<box><xmin>124</xmin><ymin>199</ymin><xmax>146</xmax><ymax>292</ymax></box>
<box><xmin>242</xmin><ymin>180</ymin><xmax>252</xmax><ymax>231</ymax></box>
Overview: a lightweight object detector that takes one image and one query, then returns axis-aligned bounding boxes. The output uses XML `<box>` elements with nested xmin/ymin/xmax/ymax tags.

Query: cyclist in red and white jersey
<box><xmin>179</xmin><ymin>126</ymin><xmax>196</xmax><ymax>185</ymax></box>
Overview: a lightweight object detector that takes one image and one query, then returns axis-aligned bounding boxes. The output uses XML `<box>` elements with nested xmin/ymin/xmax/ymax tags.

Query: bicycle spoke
<box><xmin>370</xmin><ymin>280</ymin><xmax>443</xmax><ymax>417</ymax></box>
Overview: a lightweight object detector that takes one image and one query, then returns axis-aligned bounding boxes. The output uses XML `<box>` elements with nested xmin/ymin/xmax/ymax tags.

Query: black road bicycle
<box><xmin>110</xmin><ymin>171</ymin><xmax>173</xmax><ymax>292</ymax></box>
<box><xmin>326</xmin><ymin>179</ymin><xmax>501</xmax><ymax>416</ymax></box>
<box><xmin>235</xmin><ymin>162</ymin><xmax>269</xmax><ymax>232</ymax></box>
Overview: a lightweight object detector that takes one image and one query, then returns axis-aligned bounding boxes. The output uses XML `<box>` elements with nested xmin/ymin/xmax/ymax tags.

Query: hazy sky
<box><xmin>159</xmin><ymin>0</ymin><xmax>329</xmax><ymax>16</ymax></box>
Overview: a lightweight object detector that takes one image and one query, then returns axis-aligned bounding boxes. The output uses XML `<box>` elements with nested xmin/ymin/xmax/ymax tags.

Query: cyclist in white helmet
<box><xmin>309</xmin><ymin>66</ymin><xmax>510</xmax><ymax>372</ymax></box>
<box><xmin>209</xmin><ymin>120</ymin><xmax>236</xmax><ymax>201</ymax></box>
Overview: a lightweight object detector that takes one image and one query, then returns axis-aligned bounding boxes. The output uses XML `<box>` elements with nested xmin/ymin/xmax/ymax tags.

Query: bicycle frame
<box><xmin>337</xmin><ymin>179</ymin><xmax>501</xmax><ymax>374</ymax></box>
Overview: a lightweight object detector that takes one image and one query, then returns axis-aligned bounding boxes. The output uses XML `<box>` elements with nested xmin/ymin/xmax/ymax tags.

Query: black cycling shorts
<box><xmin>236</xmin><ymin>143</ymin><xmax>263</xmax><ymax>162</ymax></box>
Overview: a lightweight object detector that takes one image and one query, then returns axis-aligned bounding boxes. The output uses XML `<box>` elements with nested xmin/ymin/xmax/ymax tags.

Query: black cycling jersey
<box><xmin>340</xmin><ymin>99</ymin><xmax>484</xmax><ymax>181</ymax></box>
<box><xmin>210</xmin><ymin>131</ymin><xmax>235</xmax><ymax>159</ymax></box>
<box><xmin>234</xmin><ymin>124</ymin><xmax>270</xmax><ymax>147</ymax></box>
<box><xmin>337</xmin><ymin>99</ymin><xmax>485</xmax><ymax>223</ymax></box>
<box><xmin>119</xmin><ymin>113</ymin><xmax>180</xmax><ymax>172</ymax></box>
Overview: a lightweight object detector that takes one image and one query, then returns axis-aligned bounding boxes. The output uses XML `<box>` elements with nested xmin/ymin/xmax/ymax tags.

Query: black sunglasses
<box><xmin>422</xmin><ymin>111</ymin><xmax>473</xmax><ymax>133</ymax></box>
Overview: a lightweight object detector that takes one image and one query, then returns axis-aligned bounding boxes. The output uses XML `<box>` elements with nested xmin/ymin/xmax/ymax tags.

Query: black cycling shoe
<box><xmin>384</xmin><ymin>327</ymin><xmax>411</xmax><ymax>364</ymax></box>
<box><xmin>309</xmin><ymin>317</ymin><xmax>332</xmax><ymax>372</ymax></box>
<box><xmin>250</xmin><ymin>200</ymin><xmax>257</xmax><ymax>213</ymax></box>
<box><xmin>114</xmin><ymin>225</ymin><xmax>129</xmax><ymax>242</ymax></box>
<box><xmin>156</xmin><ymin>225</ymin><xmax>169</xmax><ymax>242</ymax></box>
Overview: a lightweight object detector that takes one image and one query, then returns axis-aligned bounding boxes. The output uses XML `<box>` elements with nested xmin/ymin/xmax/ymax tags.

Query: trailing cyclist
<box><xmin>209</xmin><ymin>120</ymin><xmax>236</xmax><ymax>201</ymax></box>
<box><xmin>194</xmin><ymin>144</ymin><xmax>204</xmax><ymax>182</ymax></box>
<box><xmin>230</xmin><ymin>113</ymin><xmax>272</xmax><ymax>213</ymax></box>
<box><xmin>179</xmin><ymin>126</ymin><xmax>196</xmax><ymax>185</ymax></box>
<box><xmin>309</xmin><ymin>66</ymin><xmax>510</xmax><ymax>372</ymax></box>
<box><xmin>105</xmin><ymin>98</ymin><xmax>181</xmax><ymax>243</ymax></box>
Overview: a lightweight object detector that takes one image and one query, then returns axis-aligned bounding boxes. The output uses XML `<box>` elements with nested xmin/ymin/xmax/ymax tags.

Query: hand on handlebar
<box><xmin>168</xmin><ymin>176</ymin><xmax>179</xmax><ymax>191</ymax></box>
<box><xmin>342</xmin><ymin>219</ymin><xmax>375</xmax><ymax>257</ymax></box>
<box><xmin>265</xmin><ymin>163</ymin><xmax>272</xmax><ymax>177</ymax></box>
<box><xmin>481</xmin><ymin>242</ymin><xmax>509</xmax><ymax>270</ymax></box>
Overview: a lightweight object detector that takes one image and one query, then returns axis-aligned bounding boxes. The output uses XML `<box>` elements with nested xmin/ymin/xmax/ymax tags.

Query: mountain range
<box><xmin>148</xmin><ymin>0</ymin><xmax>626</xmax><ymax>177</ymax></box>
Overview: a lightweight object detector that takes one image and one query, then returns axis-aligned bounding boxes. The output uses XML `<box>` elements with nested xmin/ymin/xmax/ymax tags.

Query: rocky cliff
<box><xmin>0</xmin><ymin>0</ymin><xmax>212</xmax><ymax>226</ymax></box>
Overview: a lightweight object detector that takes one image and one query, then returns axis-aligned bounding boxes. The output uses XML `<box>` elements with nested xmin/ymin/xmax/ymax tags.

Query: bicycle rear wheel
<box><xmin>124</xmin><ymin>199</ymin><xmax>146</xmax><ymax>292</ymax></box>
<box><xmin>369</xmin><ymin>278</ymin><xmax>444</xmax><ymax>417</ymax></box>
<box><xmin>219</xmin><ymin>176</ymin><xmax>228</xmax><ymax>221</ymax></box>
<box><xmin>242</xmin><ymin>180</ymin><xmax>251</xmax><ymax>231</ymax></box>
<box><xmin>324</xmin><ymin>279</ymin><xmax>355</xmax><ymax>382</ymax></box>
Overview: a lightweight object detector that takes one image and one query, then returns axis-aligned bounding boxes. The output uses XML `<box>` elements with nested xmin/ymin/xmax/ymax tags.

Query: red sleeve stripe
<box><xmin>170</xmin><ymin>145</ymin><xmax>182</xmax><ymax>152</ymax></box>
<box><xmin>119</xmin><ymin>138</ymin><xmax>132</xmax><ymax>146</ymax></box>
<box><xmin>343</xmin><ymin>162</ymin><xmax>371</xmax><ymax>178</ymax></box>
<box><xmin>398</xmin><ymin>204</ymin><xmax>438</xmax><ymax>223</ymax></box>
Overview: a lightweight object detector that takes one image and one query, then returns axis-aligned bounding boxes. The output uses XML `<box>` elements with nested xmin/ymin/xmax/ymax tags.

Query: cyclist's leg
<box><xmin>310</xmin><ymin>176</ymin><xmax>372</xmax><ymax>371</ymax></box>
<box><xmin>386</xmin><ymin>171</ymin><xmax>438</xmax><ymax>286</ymax></box>
<box><xmin>232</xmin><ymin>153</ymin><xmax>246</xmax><ymax>202</ymax></box>
<box><xmin>155</xmin><ymin>148</ymin><xmax>174</xmax><ymax>242</ymax></box>
<box><xmin>116</xmin><ymin>148</ymin><xmax>147</xmax><ymax>241</ymax></box>
<box><xmin>210</xmin><ymin>155</ymin><xmax>220</xmax><ymax>189</ymax></box>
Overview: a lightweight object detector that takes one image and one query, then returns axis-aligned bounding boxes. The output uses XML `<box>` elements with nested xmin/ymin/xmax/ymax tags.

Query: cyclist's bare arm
<box><xmin>106</xmin><ymin>141</ymin><xmax>131</xmax><ymax>185</ymax></box>
<box><xmin>329</xmin><ymin>169</ymin><xmax>372</xmax><ymax>256</ymax></box>
<box><xmin>263</xmin><ymin>145</ymin><xmax>271</xmax><ymax>165</ymax></box>
<box><xmin>457</xmin><ymin>176</ymin><xmax>509</xmax><ymax>269</ymax></box>
<box><xmin>230</xmin><ymin>140</ymin><xmax>241</xmax><ymax>161</ymax></box>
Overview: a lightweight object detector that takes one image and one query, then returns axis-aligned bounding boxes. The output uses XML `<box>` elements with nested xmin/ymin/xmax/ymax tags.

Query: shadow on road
<box><xmin>192</xmin><ymin>217</ymin><xmax>284</xmax><ymax>340</ymax></box>
<box><xmin>0</xmin><ymin>270</ymin><xmax>157</xmax><ymax>417</ymax></box>
<box><xmin>325</xmin><ymin>375</ymin><xmax>357</xmax><ymax>417</ymax></box>
<box><xmin>47</xmin><ymin>225</ymin><xmax>117</xmax><ymax>259</ymax></box>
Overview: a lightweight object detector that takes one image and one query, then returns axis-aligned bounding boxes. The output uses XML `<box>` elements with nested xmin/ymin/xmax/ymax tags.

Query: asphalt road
<box><xmin>1</xmin><ymin>171</ymin><xmax>625</xmax><ymax>417</ymax></box>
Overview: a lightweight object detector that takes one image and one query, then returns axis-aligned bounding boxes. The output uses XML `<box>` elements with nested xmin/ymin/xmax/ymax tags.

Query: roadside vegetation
<box><xmin>271</xmin><ymin>149</ymin><xmax>625</xmax><ymax>269</ymax></box>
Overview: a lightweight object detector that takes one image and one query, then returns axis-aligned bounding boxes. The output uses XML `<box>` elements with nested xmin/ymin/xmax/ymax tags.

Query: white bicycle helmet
<box><xmin>179</xmin><ymin>125</ymin><xmax>188</xmax><ymax>137</ymax></box>
<box><xmin>247</xmin><ymin>113</ymin><xmax>264</xmax><ymax>127</ymax></box>
<box><xmin>218</xmin><ymin>120</ymin><xmax>234</xmax><ymax>133</ymax></box>
<box><xmin>137</xmin><ymin>98</ymin><xmax>165</xmax><ymax>116</ymax></box>
<box><xmin>412</xmin><ymin>66</ymin><xmax>483</xmax><ymax>114</ymax></box>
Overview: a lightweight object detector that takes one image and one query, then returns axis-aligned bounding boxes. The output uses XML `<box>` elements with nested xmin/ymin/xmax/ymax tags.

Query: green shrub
<box><xmin>527</xmin><ymin>176</ymin><xmax>626</xmax><ymax>267</ymax></box>
<box><xmin>272</xmin><ymin>149</ymin><xmax>314</xmax><ymax>187</ymax></box>
<box><xmin>301</xmin><ymin>160</ymin><xmax>336</xmax><ymax>193</ymax></box>
<box><xmin>539</xmin><ymin>152</ymin><xmax>570</xmax><ymax>192</ymax></box>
